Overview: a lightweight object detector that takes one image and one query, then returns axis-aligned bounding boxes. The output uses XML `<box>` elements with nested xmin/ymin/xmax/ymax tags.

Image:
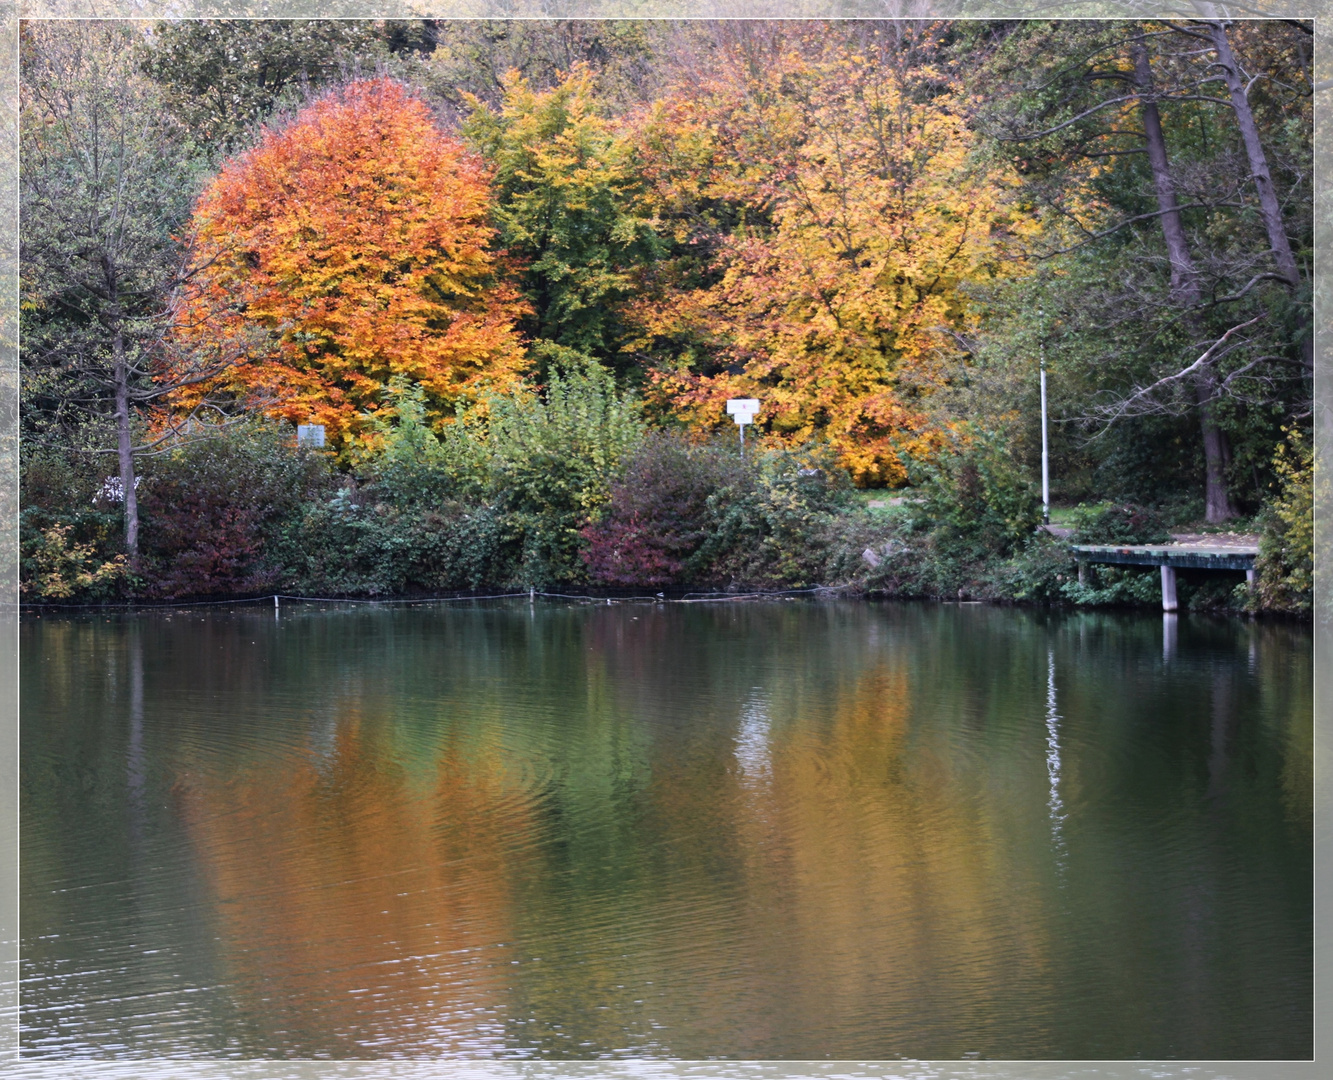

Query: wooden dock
<box><xmin>1069</xmin><ymin>543</ymin><xmax>1258</xmax><ymax>612</ymax></box>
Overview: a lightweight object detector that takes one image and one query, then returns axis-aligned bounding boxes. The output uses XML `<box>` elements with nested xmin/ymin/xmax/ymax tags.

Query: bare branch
<box><xmin>1084</xmin><ymin>316</ymin><xmax>1265</xmax><ymax>429</ymax></box>
<box><xmin>993</xmin><ymin>95</ymin><xmax>1144</xmax><ymax>142</ymax></box>
<box><xmin>1210</xmin><ymin>272</ymin><xmax>1289</xmax><ymax>305</ymax></box>
<box><xmin>1034</xmin><ymin>200</ymin><xmax>1224</xmax><ymax>257</ymax></box>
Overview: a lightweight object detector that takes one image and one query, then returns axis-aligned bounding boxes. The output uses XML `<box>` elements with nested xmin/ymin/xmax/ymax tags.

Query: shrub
<box><xmin>689</xmin><ymin>446</ymin><xmax>858</xmax><ymax>588</ymax></box>
<box><xmin>20</xmin><ymin>450</ymin><xmax>133</xmax><ymax>601</ymax></box>
<box><xmin>138</xmin><ymin>420</ymin><xmax>331</xmax><ymax>598</ymax></box>
<box><xmin>1070</xmin><ymin>501</ymin><xmax>1172</xmax><ymax>545</ymax></box>
<box><xmin>283</xmin><ymin>357</ymin><xmax>643</xmax><ymax>593</ymax></box>
<box><xmin>583</xmin><ymin>435</ymin><xmax>859</xmax><ymax>590</ymax></box>
<box><xmin>482</xmin><ymin>355</ymin><xmax>644</xmax><ymax>585</ymax></box>
<box><xmin>1254</xmin><ymin>427</ymin><xmax>1312</xmax><ymax>614</ymax></box>
<box><xmin>20</xmin><ymin>520</ymin><xmax>128</xmax><ymax>601</ymax></box>
<box><xmin>287</xmin><ymin>491</ymin><xmax>506</xmax><ymax>596</ymax></box>
<box><xmin>354</xmin><ymin>376</ymin><xmax>463</xmax><ymax>508</ymax></box>
<box><xmin>1059</xmin><ymin>565</ymin><xmax>1164</xmax><ymax>608</ymax></box>
<box><xmin>989</xmin><ymin>535</ymin><xmax>1077</xmax><ymax>603</ymax></box>
<box><xmin>21</xmin><ymin>450</ymin><xmax>103</xmax><ymax>515</ymax></box>
<box><xmin>581</xmin><ymin>434</ymin><xmax>745</xmax><ymax>586</ymax></box>
<box><xmin>909</xmin><ymin>428</ymin><xmax>1042</xmax><ymax>560</ymax></box>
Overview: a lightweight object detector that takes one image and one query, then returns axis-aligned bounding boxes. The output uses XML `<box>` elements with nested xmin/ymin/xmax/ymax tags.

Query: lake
<box><xmin>19</xmin><ymin>599</ymin><xmax>1312</xmax><ymax>1059</ymax></box>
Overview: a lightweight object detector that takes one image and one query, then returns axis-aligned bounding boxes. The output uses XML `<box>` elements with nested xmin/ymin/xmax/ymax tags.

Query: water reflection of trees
<box><xmin>20</xmin><ymin>605</ymin><xmax>1313</xmax><ymax>1058</ymax></box>
<box><xmin>172</xmin><ymin>704</ymin><xmax>520</xmax><ymax>1056</ymax></box>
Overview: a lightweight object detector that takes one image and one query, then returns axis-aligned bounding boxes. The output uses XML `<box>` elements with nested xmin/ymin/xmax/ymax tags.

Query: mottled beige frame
<box><xmin>0</xmin><ymin>3</ymin><xmax>1325</xmax><ymax>1078</ymax></box>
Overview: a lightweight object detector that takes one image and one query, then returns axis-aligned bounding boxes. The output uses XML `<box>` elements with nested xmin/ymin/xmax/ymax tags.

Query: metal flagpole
<box><xmin>1040</xmin><ymin>307</ymin><xmax>1050</xmax><ymax>525</ymax></box>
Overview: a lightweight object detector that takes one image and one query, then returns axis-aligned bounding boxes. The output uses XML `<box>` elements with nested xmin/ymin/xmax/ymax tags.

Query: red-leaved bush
<box><xmin>138</xmin><ymin>422</ymin><xmax>328</xmax><ymax>598</ymax></box>
<box><xmin>581</xmin><ymin>434</ymin><xmax>743</xmax><ymax>586</ymax></box>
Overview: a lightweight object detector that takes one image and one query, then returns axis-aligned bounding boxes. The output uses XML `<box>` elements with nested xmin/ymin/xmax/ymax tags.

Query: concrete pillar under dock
<box><xmin>1161</xmin><ymin>564</ymin><xmax>1178</xmax><ymax>612</ymax></box>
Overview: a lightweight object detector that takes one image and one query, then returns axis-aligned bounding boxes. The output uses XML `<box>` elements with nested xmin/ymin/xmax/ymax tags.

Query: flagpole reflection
<box><xmin>1045</xmin><ymin>648</ymin><xmax>1068</xmax><ymax>880</ymax></box>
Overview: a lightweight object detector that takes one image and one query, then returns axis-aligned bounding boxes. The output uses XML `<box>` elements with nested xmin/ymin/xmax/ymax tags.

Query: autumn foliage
<box><xmin>170</xmin><ymin>51</ymin><xmax>1035</xmax><ymax>484</ymax></box>
<box><xmin>175</xmin><ymin>79</ymin><xmax>529</xmax><ymax>452</ymax></box>
<box><xmin>626</xmin><ymin>27</ymin><xmax>1036</xmax><ymax>485</ymax></box>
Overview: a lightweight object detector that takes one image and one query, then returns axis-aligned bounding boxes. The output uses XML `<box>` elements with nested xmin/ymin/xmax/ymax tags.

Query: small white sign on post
<box><xmin>726</xmin><ymin>398</ymin><xmax>760</xmax><ymax>455</ymax></box>
<box><xmin>297</xmin><ymin>424</ymin><xmax>326</xmax><ymax>448</ymax></box>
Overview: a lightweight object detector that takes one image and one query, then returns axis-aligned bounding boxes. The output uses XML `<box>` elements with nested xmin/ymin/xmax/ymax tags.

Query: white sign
<box><xmin>297</xmin><ymin>424</ymin><xmax>326</xmax><ymax>447</ymax></box>
<box><xmin>726</xmin><ymin>398</ymin><xmax>760</xmax><ymax>425</ymax></box>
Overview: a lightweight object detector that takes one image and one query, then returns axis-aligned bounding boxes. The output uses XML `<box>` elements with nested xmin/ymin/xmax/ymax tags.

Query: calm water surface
<box><xmin>20</xmin><ymin>600</ymin><xmax>1312</xmax><ymax>1059</ymax></box>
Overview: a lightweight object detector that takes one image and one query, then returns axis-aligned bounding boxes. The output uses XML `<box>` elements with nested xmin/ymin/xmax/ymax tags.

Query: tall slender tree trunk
<box><xmin>1135</xmin><ymin>46</ymin><xmax>1199</xmax><ymax>304</ymax></box>
<box><xmin>1202</xmin><ymin>16</ymin><xmax>1313</xmax><ymax>377</ymax></box>
<box><xmin>112</xmin><ymin>321</ymin><xmax>140</xmax><ymax>561</ymax></box>
<box><xmin>1203</xmin><ymin>18</ymin><xmax>1302</xmax><ymax>289</ymax></box>
<box><xmin>1196</xmin><ymin>376</ymin><xmax>1236</xmax><ymax>524</ymax></box>
<box><xmin>1133</xmin><ymin>41</ymin><xmax>1237</xmax><ymax>522</ymax></box>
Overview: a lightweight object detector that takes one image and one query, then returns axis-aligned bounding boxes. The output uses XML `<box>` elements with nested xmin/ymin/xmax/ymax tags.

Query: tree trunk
<box><xmin>1133</xmin><ymin>39</ymin><xmax>1235</xmax><ymax>522</ymax></box>
<box><xmin>1196</xmin><ymin>375</ymin><xmax>1239</xmax><ymax>523</ymax></box>
<box><xmin>1203</xmin><ymin>18</ymin><xmax>1301</xmax><ymax>289</ymax></box>
<box><xmin>113</xmin><ymin>323</ymin><xmax>140</xmax><ymax>561</ymax></box>
<box><xmin>1132</xmin><ymin>43</ymin><xmax>1200</xmax><ymax>307</ymax></box>
<box><xmin>1203</xmin><ymin>16</ymin><xmax>1313</xmax><ymax>378</ymax></box>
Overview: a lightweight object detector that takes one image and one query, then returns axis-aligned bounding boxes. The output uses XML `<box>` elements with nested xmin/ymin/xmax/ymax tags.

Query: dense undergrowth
<box><xmin>20</xmin><ymin>372</ymin><xmax>1312</xmax><ymax>616</ymax></box>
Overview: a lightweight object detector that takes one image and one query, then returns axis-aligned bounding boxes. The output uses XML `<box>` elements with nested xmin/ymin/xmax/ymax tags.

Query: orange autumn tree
<box><xmin>628</xmin><ymin>25</ymin><xmax>1037</xmax><ymax>485</ymax></box>
<box><xmin>175</xmin><ymin>78</ymin><xmax>529</xmax><ymax>452</ymax></box>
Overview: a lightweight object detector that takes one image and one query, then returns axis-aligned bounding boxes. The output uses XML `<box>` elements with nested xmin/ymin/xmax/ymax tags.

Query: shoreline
<box><xmin>18</xmin><ymin>584</ymin><xmax>1308</xmax><ymax>621</ymax></box>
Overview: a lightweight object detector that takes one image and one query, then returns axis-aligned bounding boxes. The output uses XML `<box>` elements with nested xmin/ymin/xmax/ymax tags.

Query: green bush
<box><xmin>908</xmin><ymin>428</ymin><xmax>1042</xmax><ymax>560</ymax></box>
<box><xmin>481</xmin><ymin>355</ymin><xmax>644</xmax><ymax>585</ymax></box>
<box><xmin>1059</xmin><ymin>565</ymin><xmax>1164</xmax><ymax>608</ymax></box>
<box><xmin>20</xmin><ymin>449</ymin><xmax>137</xmax><ymax>601</ymax></box>
<box><xmin>989</xmin><ymin>535</ymin><xmax>1077</xmax><ymax>603</ymax></box>
<box><xmin>353</xmin><ymin>377</ymin><xmax>467</xmax><ymax>508</ymax></box>
<box><xmin>279</xmin><ymin>377</ymin><xmax>507</xmax><ymax>595</ymax></box>
<box><xmin>303</xmin><ymin>357</ymin><xmax>645</xmax><ymax>592</ymax></box>
<box><xmin>1069</xmin><ymin>501</ymin><xmax>1172</xmax><ymax>545</ymax></box>
<box><xmin>689</xmin><ymin>446</ymin><xmax>858</xmax><ymax>588</ymax></box>
<box><xmin>287</xmin><ymin>491</ymin><xmax>506</xmax><ymax>596</ymax></box>
<box><xmin>1254</xmin><ymin>428</ymin><xmax>1312</xmax><ymax>614</ymax></box>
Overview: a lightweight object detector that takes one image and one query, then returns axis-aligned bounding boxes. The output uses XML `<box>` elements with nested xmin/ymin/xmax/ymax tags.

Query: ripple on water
<box><xmin>18</xmin><ymin>602</ymin><xmax>1314</xmax><ymax>1059</ymax></box>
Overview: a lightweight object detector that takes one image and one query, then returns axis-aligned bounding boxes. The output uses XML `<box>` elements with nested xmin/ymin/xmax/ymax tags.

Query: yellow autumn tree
<box><xmin>174</xmin><ymin>78</ymin><xmax>529</xmax><ymax>454</ymax></box>
<box><xmin>629</xmin><ymin>26</ymin><xmax>1038</xmax><ymax>485</ymax></box>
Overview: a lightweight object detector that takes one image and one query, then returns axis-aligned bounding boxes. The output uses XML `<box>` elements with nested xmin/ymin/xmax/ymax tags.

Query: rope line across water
<box><xmin>24</xmin><ymin>584</ymin><xmax>849</xmax><ymax>613</ymax></box>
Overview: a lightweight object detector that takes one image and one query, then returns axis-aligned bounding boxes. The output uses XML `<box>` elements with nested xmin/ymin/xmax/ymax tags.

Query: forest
<box><xmin>17</xmin><ymin>18</ymin><xmax>1314</xmax><ymax>613</ymax></box>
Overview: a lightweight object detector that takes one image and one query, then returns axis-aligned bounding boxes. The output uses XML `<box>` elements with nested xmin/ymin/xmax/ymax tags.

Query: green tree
<box><xmin>21</xmin><ymin>22</ymin><xmax>239</xmax><ymax>560</ymax></box>
<box><xmin>427</xmin><ymin>21</ymin><xmax>654</xmax><ymax>114</ymax></box>
<box><xmin>972</xmin><ymin>19</ymin><xmax>1312</xmax><ymax>521</ymax></box>
<box><xmin>464</xmin><ymin>67</ymin><xmax>662</xmax><ymax>378</ymax></box>
<box><xmin>139</xmin><ymin>19</ymin><xmax>387</xmax><ymax>152</ymax></box>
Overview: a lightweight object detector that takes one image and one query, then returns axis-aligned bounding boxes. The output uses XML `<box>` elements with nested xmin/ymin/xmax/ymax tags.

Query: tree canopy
<box><xmin>22</xmin><ymin>17</ymin><xmax>1317</xmax><ymax>536</ymax></box>
<box><xmin>173</xmin><ymin>77</ymin><xmax>530</xmax><ymax>455</ymax></box>
<box><xmin>626</xmin><ymin>24</ymin><xmax>1039</xmax><ymax>484</ymax></box>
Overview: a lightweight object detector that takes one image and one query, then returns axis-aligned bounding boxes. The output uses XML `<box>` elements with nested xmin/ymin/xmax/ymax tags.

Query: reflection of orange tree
<box><xmin>608</xmin><ymin>655</ymin><xmax>1061</xmax><ymax>1056</ymax></box>
<box><xmin>742</xmin><ymin>661</ymin><xmax>1054</xmax><ymax>1046</ymax></box>
<box><xmin>171</xmin><ymin>705</ymin><xmax>527</xmax><ymax>1055</ymax></box>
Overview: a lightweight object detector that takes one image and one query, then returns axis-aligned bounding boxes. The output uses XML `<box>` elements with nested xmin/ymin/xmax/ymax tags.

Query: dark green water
<box><xmin>20</xmin><ymin>600</ymin><xmax>1312</xmax><ymax>1060</ymax></box>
